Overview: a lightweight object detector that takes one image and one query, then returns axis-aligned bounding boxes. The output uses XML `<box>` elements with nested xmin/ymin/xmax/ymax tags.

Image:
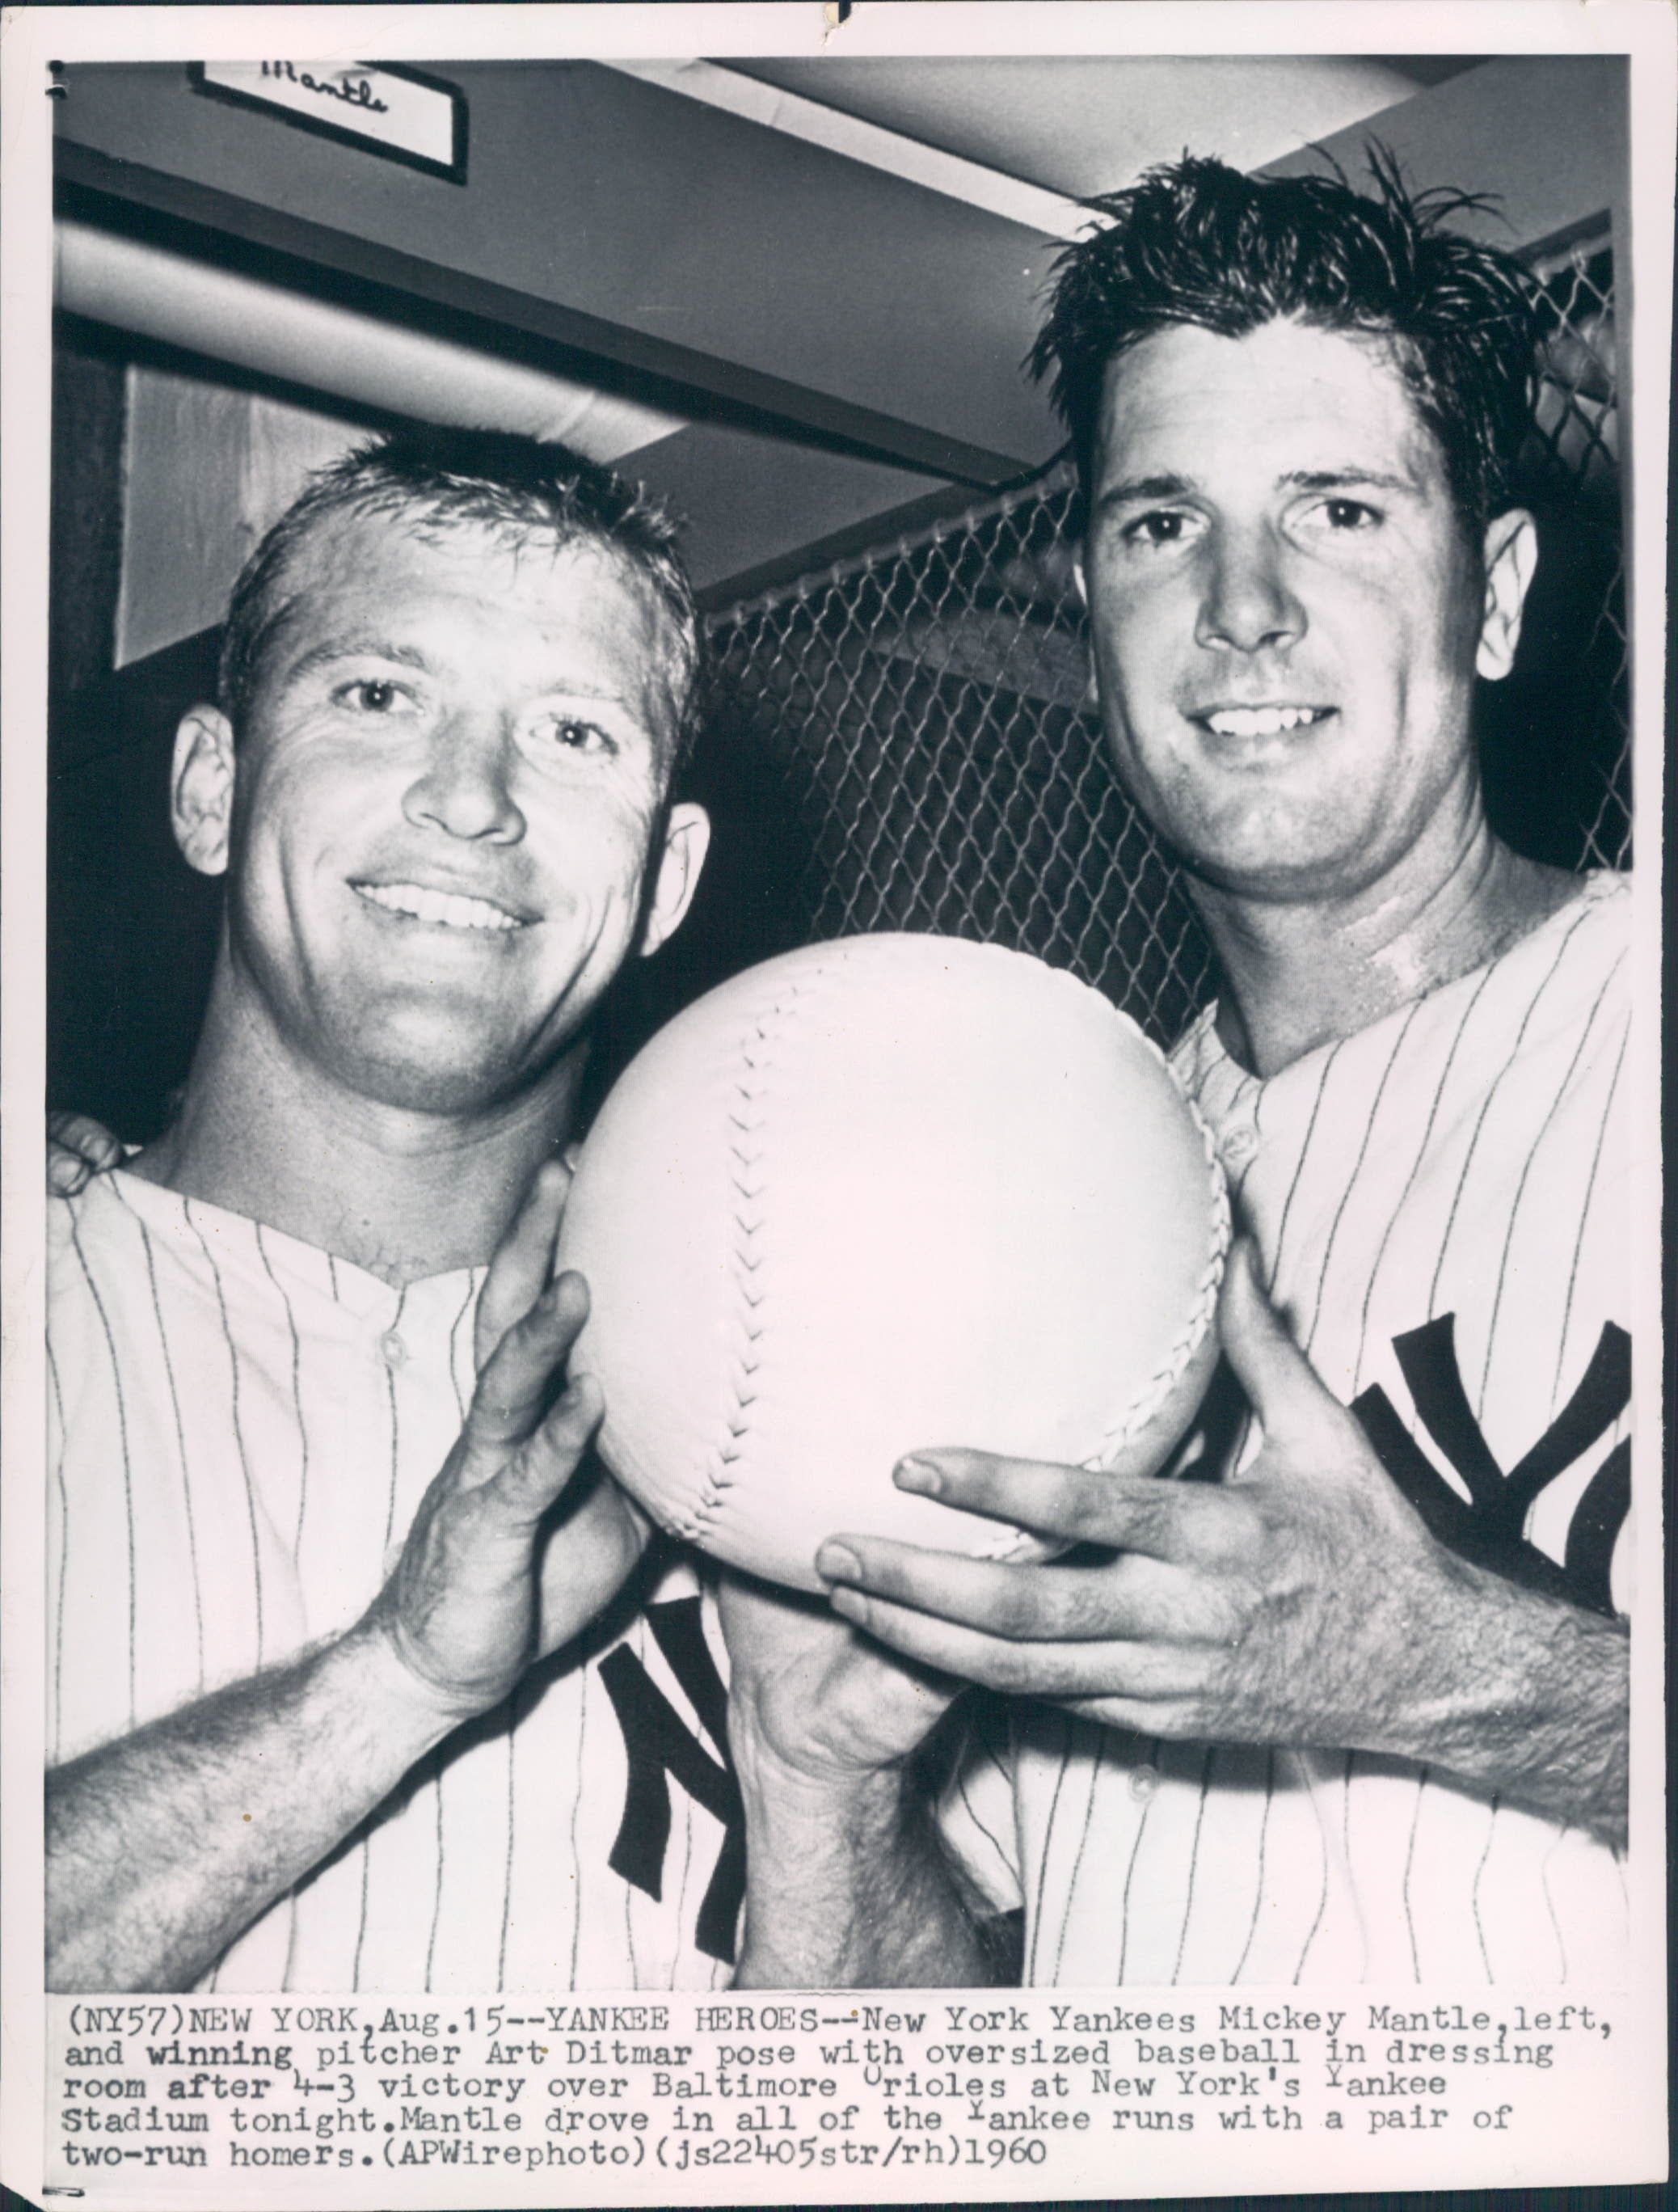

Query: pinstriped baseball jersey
<box><xmin>47</xmin><ymin>1170</ymin><xmax>740</xmax><ymax>1991</ymax></box>
<box><xmin>944</xmin><ymin>872</ymin><xmax>1632</xmax><ymax>1985</ymax></box>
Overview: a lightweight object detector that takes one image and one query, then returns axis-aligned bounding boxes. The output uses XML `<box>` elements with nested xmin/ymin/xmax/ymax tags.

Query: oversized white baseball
<box><xmin>559</xmin><ymin>935</ymin><xmax>1229</xmax><ymax>1592</ymax></box>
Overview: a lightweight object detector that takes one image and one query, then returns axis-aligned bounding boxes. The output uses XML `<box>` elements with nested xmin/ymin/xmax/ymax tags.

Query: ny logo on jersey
<box><xmin>1351</xmin><ymin>1315</ymin><xmax>1630</xmax><ymax>1619</ymax></box>
<box><xmin>598</xmin><ymin>1597</ymin><xmax>744</xmax><ymax>1963</ymax></box>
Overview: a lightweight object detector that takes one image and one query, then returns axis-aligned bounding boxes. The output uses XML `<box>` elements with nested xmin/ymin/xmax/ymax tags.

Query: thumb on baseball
<box><xmin>48</xmin><ymin>1109</ymin><xmax>124</xmax><ymax>1195</ymax></box>
<box><xmin>462</xmin><ymin>1269</ymin><xmax>594</xmax><ymax>1492</ymax></box>
<box><xmin>474</xmin><ymin>1157</ymin><xmax>575</xmax><ymax>1371</ymax></box>
<box><xmin>498</xmin><ymin>1369</ymin><xmax>607</xmax><ymax>1526</ymax></box>
<box><xmin>1219</xmin><ymin>1239</ymin><xmax>1343</xmax><ymax>1458</ymax></box>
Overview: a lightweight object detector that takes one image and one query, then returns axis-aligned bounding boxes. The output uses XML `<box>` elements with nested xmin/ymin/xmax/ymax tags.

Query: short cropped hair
<box><xmin>217</xmin><ymin>425</ymin><xmax>702</xmax><ymax>765</ymax></box>
<box><xmin>1030</xmin><ymin>149</ymin><xmax>1543</xmax><ymax>535</ymax></box>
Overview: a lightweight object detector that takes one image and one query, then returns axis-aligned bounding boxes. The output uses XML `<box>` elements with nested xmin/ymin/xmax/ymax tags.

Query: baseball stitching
<box><xmin>676</xmin><ymin>942</ymin><xmax>1231</xmax><ymax>1558</ymax></box>
<box><xmin>947</xmin><ymin>961</ymin><xmax>1233</xmax><ymax>1558</ymax></box>
<box><xmin>1089</xmin><ymin>1070</ymin><xmax>1230</xmax><ymax>1456</ymax></box>
<box><xmin>680</xmin><ymin>963</ymin><xmax>832</xmax><ymax>1543</ymax></box>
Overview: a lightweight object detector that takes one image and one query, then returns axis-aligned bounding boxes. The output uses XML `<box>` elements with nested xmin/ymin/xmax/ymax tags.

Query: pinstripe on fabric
<box><xmin>1112</xmin><ymin>1738</ymin><xmax>1161</xmax><ymax>1982</ymax></box>
<box><xmin>939</xmin><ymin>874</ymin><xmax>1634</xmax><ymax>1984</ymax></box>
<box><xmin>1400</xmin><ymin>1767</ymin><xmax>1431</xmax><ymax>1980</ymax></box>
<box><xmin>47</xmin><ymin>1176</ymin><xmax>734</xmax><ymax>1992</ymax></box>
<box><xmin>1049</xmin><ymin>1724</ymin><xmax>1107</xmax><ymax>1984</ymax></box>
<box><xmin>1024</xmin><ymin>1726</ymin><xmax>1073</xmax><ymax>1983</ymax></box>
<box><xmin>254</xmin><ymin>1222</ymin><xmax>310</xmax><ymax>1555</ymax></box>
<box><xmin>46</xmin><ymin>1340</ymin><xmax>70</xmax><ymax>1761</ymax></box>
<box><xmin>1554</xmin><ymin>1028</ymin><xmax>1628</xmax><ymax>1423</ymax></box>
<box><xmin>124</xmin><ymin>1184</ymin><xmax>207</xmax><ymax>1688</ymax></box>
<box><xmin>183</xmin><ymin>1201</ymin><xmax>266</xmax><ymax>1666</ymax></box>
<box><xmin>496</xmin><ymin>1691</ymin><xmax>520</xmax><ymax>1988</ymax></box>
<box><xmin>66</xmin><ymin>1213</ymin><xmax>137</xmax><ymax>1728</ymax></box>
<box><xmin>1351</xmin><ymin>960</ymin><xmax>1498</xmax><ymax>1395</ymax></box>
<box><xmin>1229</xmin><ymin>1748</ymin><xmax>1276</xmax><ymax>1982</ymax></box>
<box><xmin>1296</xmin><ymin>1003</ymin><xmax>1422</xmax><ymax>1353</ymax></box>
<box><xmin>1474</xmin><ymin>960</ymin><xmax>1625</xmax><ymax>1434</ymax></box>
<box><xmin>1170</xmin><ymin>1745</ymin><xmax>1214</xmax><ymax>1981</ymax></box>
<box><xmin>568</xmin><ymin>1664</ymin><xmax>589</xmax><ymax>1986</ymax></box>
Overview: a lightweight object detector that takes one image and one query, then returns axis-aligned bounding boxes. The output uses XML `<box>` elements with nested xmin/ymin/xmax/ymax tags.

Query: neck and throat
<box><xmin>128</xmin><ymin>955</ymin><xmax>589</xmax><ymax>1287</ymax></box>
<box><xmin>1193</xmin><ymin>807</ymin><xmax>1582</xmax><ymax>1081</ymax></box>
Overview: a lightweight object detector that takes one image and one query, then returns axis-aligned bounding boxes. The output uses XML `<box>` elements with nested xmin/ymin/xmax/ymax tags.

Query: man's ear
<box><xmin>171</xmin><ymin>706</ymin><xmax>237</xmax><ymax>876</ymax></box>
<box><xmin>1475</xmin><ymin>509</ymin><xmax>1539</xmax><ymax>682</ymax></box>
<box><xmin>638</xmin><ymin>801</ymin><xmax>711</xmax><ymax>958</ymax></box>
<box><xmin>1070</xmin><ymin>551</ymin><xmax>1103</xmax><ymax>711</ymax></box>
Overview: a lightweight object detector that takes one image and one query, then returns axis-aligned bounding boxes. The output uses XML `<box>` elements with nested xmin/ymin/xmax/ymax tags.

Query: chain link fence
<box><xmin>700</xmin><ymin>222</ymin><xmax>1628</xmax><ymax>1053</ymax></box>
<box><xmin>1492</xmin><ymin>234</ymin><xmax>1630</xmax><ymax>876</ymax></box>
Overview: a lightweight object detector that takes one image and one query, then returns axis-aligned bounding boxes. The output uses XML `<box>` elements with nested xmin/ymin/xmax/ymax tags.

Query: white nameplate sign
<box><xmin>189</xmin><ymin>61</ymin><xmax>467</xmax><ymax>183</ymax></box>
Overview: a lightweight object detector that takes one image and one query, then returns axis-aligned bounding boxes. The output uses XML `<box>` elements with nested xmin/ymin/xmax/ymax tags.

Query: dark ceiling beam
<box><xmin>54</xmin><ymin>55</ymin><xmax>1624</xmax><ymax>612</ymax></box>
<box><xmin>54</xmin><ymin>59</ymin><xmax>1065</xmax><ymax>485</ymax></box>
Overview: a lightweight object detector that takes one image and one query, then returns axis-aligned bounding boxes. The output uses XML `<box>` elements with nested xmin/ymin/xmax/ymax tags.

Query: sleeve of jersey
<box><xmin>934</xmin><ymin>1695</ymin><xmax>1023</xmax><ymax>1917</ymax></box>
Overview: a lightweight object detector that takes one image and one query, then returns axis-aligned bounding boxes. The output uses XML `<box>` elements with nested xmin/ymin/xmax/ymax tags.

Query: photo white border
<box><xmin>3</xmin><ymin>6</ymin><xmax>1670</xmax><ymax>2205</ymax></box>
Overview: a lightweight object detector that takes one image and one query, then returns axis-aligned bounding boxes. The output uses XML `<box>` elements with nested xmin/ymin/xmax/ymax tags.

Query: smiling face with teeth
<box><xmin>171</xmin><ymin>509</ymin><xmax>709</xmax><ymax>1117</ymax></box>
<box><xmin>1081</xmin><ymin>317</ymin><xmax>1535</xmax><ymax>909</ymax></box>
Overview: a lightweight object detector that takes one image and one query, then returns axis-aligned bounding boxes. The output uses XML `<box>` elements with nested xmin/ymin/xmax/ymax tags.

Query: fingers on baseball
<box><xmin>1218</xmin><ymin>1239</ymin><xmax>1341</xmax><ymax>1454</ymax></box>
<box><xmin>464</xmin><ymin>1374</ymin><xmax>605</xmax><ymax>1543</ymax></box>
<box><xmin>475</xmin><ymin>1158</ymin><xmax>574</xmax><ymax>1366</ymax></box>
<box><xmin>824</xmin><ymin>1586</ymin><xmax>1204</xmax><ymax>1699</ymax></box>
<box><xmin>48</xmin><ymin>1111</ymin><xmax>121</xmax><ymax>1193</ymax></box>
<box><xmin>535</xmin><ymin>1473</ymin><xmax>647</xmax><ymax>1635</ymax></box>
<box><xmin>898</xmin><ymin>1450</ymin><xmax>1189</xmax><ymax>1550</ymax></box>
<box><xmin>49</xmin><ymin>1110</ymin><xmax>124</xmax><ymax>1167</ymax></box>
<box><xmin>816</xmin><ymin>1535</ymin><xmax>1191</xmax><ymax>1644</ymax></box>
<box><xmin>48</xmin><ymin>1146</ymin><xmax>93</xmax><ymax>1196</ymax></box>
<box><xmin>466</xmin><ymin>1273</ymin><xmax>592</xmax><ymax>1453</ymax></box>
<box><xmin>510</xmin><ymin>1371</ymin><xmax>606</xmax><ymax>1509</ymax></box>
<box><xmin>1060</xmin><ymin>1691</ymin><xmax>1206</xmax><ymax>1734</ymax></box>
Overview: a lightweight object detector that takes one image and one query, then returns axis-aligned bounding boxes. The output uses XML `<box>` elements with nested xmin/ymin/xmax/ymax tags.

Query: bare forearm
<box><xmin>1377</xmin><ymin>1559</ymin><xmax>1629</xmax><ymax>1847</ymax></box>
<box><xmin>47</xmin><ymin>1622</ymin><xmax>456</xmax><ymax>1991</ymax></box>
<box><xmin>732</xmin><ymin>1757</ymin><xmax>996</xmax><ymax>1990</ymax></box>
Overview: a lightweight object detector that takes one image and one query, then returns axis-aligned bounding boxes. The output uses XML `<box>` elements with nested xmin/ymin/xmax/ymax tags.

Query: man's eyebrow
<box><xmin>281</xmin><ymin>637</ymin><xmax>638</xmax><ymax>709</ymax></box>
<box><xmin>1093</xmin><ymin>471</ymin><xmax>1198</xmax><ymax>513</ymax></box>
<box><xmin>1095</xmin><ymin>466</ymin><xmax>1423</xmax><ymax>514</ymax></box>
<box><xmin>1280</xmin><ymin>468</ymin><xmax>1422</xmax><ymax>496</ymax></box>
<box><xmin>281</xmin><ymin>637</ymin><xmax>436</xmax><ymax>684</ymax></box>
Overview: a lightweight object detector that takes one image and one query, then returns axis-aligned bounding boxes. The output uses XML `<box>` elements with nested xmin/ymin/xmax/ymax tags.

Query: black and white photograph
<box><xmin>2</xmin><ymin>3</ymin><xmax>1669</xmax><ymax>2203</ymax></box>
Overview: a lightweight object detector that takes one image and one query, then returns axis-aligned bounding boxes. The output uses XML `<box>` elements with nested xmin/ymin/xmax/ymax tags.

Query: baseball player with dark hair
<box><xmin>724</xmin><ymin>153</ymin><xmax>1633</xmax><ymax>1987</ymax></box>
<box><xmin>45</xmin><ymin>428</ymin><xmax>746</xmax><ymax>1992</ymax></box>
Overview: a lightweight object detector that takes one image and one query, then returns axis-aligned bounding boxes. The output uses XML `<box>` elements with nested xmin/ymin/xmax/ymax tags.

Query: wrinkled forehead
<box><xmin>1094</xmin><ymin>317</ymin><xmax>1449</xmax><ymax>489</ymax></box>
<box><xmin>288</xmin><ymin>501</ymin><xmax>685</xmax><ymax>644</ymax></box>
<box><xmin>264</xmin><ymin>501</ymin><xmax>693</xmax><ymax>741</ymax></box>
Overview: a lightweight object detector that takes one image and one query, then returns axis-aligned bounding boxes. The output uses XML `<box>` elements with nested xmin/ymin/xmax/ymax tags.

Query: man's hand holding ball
<box><xmin>554</xmin><ymin>932</ymin><xmax>1229</xmax><ymax>1982</ymax></box>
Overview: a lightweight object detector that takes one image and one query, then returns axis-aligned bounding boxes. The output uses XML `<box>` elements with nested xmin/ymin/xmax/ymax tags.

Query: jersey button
<box><xmin>378</xmin><ymin>1330</ymin><xmax>408</xmax><ymax>1370</ymax></box>
<box><xmin>1129</xmin><ymin>1763</ymin><xmax>1159</xmax><ymax>1801</ymax></box>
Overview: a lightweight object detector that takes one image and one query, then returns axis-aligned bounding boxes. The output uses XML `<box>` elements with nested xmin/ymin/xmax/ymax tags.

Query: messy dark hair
<box><xmin>1030</xmin><ymin>148</ymin><xmax>1543</xmax><ymax>535</ymax></box>
<box><xmin>217</xmin><ymin>424</ymin><xmax>702</xmax><ymax>765</ymax></box>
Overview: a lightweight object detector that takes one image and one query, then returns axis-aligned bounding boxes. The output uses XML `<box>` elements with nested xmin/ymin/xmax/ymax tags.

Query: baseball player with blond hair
<box><xmin>46</xmin><ymin>428</ymin><xmax>748</xmax><ymax>1992</ymax></box>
